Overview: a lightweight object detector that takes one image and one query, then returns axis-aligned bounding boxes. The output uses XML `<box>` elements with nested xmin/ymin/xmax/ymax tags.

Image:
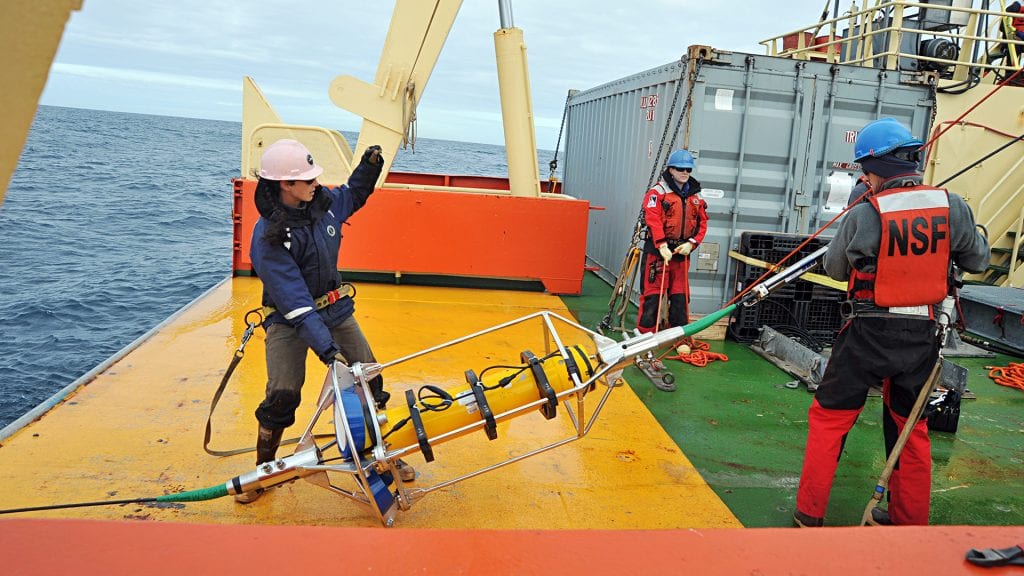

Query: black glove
<box><xmin>361</xmin><ymin>145</ymin><xmax>383</xmax><ymax>167</ymax></box>
<box><xmin>318</xmin><ymin>347</ymin><xmax>346</xmax><ymax>366</ymax></box>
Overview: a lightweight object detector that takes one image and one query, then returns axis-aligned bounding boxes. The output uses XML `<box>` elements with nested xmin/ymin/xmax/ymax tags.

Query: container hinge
<box><xmin>688</xmin><ymin>44</ymin><xmax>727</xmax><ymax>65</ymax></box>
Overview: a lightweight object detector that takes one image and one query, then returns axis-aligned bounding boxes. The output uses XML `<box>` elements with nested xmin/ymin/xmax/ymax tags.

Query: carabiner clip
<box><xmin>237</xmin><ymin>309</ymin><xmax>265</xmax><ymax>355</ymax></box>
<box><xmin>238</xmin><ymin>321</ymin><xmax>256</xmax><ymax>354</ymax></box>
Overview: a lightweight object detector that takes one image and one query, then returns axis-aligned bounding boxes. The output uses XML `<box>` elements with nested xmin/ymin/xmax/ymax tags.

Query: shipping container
<box><xmin>564</xmin><ymin>45</ymin><xmax>936</xmax><ymax>316</ymax></box>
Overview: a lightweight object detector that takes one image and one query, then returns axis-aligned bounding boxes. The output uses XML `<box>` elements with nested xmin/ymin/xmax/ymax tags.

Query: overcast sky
<box><xmin>42</xmin><ymin>0</ymin><xmax>835</xmax><ymax>147</ymax></box>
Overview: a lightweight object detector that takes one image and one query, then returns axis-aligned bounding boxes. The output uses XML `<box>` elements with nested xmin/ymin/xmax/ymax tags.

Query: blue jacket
<box><xmin>250</xmin><ymin>160</ymin><xmax>379</xmax><ymax>361</ymax></box>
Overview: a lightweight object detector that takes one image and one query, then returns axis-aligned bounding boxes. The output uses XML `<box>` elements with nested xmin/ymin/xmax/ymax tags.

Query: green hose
<box><xmin>681</xmin><ymin>303</ymin><xmax>737</xmax><ymax>336</ymax></box>
<box><xmin>156</xmin><ymin>484</ymin><xmax>229</xmax><ymax>502</ymax></box>
<box><xmin>0</xmin><ymin>483</ymin><xmax>230</xmax><ymax>514</ymax></box>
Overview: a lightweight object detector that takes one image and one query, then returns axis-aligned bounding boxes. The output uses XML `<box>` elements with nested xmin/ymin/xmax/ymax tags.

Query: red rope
<box><xmin>725</xmin><ymin>205</ymin><xmax>852</xmax><ymax>306</ymax></box>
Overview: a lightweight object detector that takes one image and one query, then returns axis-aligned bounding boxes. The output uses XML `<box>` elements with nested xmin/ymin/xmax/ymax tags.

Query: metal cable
<box><xmin>548</xmin><ymin>91</ymin><xmax>572</xmax><ymax>178</ymax></box>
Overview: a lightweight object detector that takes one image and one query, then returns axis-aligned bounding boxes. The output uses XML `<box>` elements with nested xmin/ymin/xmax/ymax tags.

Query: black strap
<box><xmin>521</xmin><ymin>350</ymin><xmax>557</xmax><ymax>419</ymax></box>
<box><xmin>563</xmin><ymin>349</ymin><xmax>581</xmax><ymax>382</ymax></box>
<box><xmin>965</xmin><ymin>545</ymin><xmax>1024</xmax><ymax>567</ymax></box>
<box><xmin>204</xmin><ymin>351</ymin><xmax>253</xmax><ymax>457</ymax></box>
<box><xmin>465</xmin><ymin>370</ymin><xmax>498</xmax><ymax>440</ymax></box>
<box><xmin>204</xmin><ymin>315</ymin><xmax>266</xmax><ymax>456</ymax></box>
<box><xmin>571</xmin><ymin>345</ymin><xmax>595</xmax><ymax>392</ymax></box>
<box><xmin>203</xmin><ymin>313</ymin><xmax>337</xmax><ymax>457</ymax></box>
<box><xmin>406</xmin><ymin>389</ymin><xmax>434</xmax><ymax>462</ymax></box>
<box><xmin>574</xmin><ymin>345</ymin><xmax>594</xmax><ymax>377</ymax></box>
<box><xmin>360</xmin><ymin>392</ymin><xmax>378</xmax><ymax>450</ymax></box>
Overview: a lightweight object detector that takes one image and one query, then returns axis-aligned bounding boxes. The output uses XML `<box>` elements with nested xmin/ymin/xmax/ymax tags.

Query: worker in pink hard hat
<box><xmin>237</xmin><ymin>139</ymin><xmax>415</xmax><ymax>503</ymax></box>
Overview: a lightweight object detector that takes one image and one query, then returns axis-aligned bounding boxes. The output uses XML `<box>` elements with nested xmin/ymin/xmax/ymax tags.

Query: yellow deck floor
<box><xmin>0</xmin><ymin>277</ymin><xmax>740</xmax><ymax>529</ymax></box>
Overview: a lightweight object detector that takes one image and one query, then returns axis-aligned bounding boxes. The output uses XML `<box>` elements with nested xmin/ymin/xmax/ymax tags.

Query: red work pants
<box><xmin>795</xmin><ymin>314</ymin><xmax>937</xmax><ymax>525</ymax></box>
<box><xmin>636</xmin><ymin>253</ymin><xmax>691</xmax><ymax>333</ymax></box>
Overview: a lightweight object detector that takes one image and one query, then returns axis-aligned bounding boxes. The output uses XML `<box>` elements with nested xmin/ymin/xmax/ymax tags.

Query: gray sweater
<box><xmin>825</xmin><ymin>177</ymin><xmax>990</xmax><ymax>283</ymax></box>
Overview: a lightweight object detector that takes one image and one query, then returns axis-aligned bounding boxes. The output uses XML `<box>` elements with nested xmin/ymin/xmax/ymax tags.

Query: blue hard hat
<box><xmin>667</xmin><ymin>149</ymin><xmax>695</xmax><ymax>170</ymax></box>
<box><xmin>854</xmin><ymin>118</ymin><xmax>923</xmax><ymax>162</ymax></box>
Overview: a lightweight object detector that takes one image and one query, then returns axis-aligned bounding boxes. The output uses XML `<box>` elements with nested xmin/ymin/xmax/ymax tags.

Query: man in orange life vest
<box><xmin>637</xmin><ymin>150</ymin><xmax>709</xmax><ymax>346</ymax></box>
<box><xmin>793</xmin><ymin>118</ymin><xmax>990</xmax><ymax>527</ymax></box>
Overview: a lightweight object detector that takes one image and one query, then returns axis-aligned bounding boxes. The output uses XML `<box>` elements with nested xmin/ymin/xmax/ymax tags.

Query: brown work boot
<box><xmin>394</xmin><ymin>459</ymin><xmax>416</xmax><ymax>482</ymax></box>
<box><xmin>793</xmin><ymin>509</ymin><xmax>824</xmax><ymax>527</ymax></box>
<box><xmin>234</xmin><ymin>425</ymin><xmax>283</xmax><ymax>504</ymax></box>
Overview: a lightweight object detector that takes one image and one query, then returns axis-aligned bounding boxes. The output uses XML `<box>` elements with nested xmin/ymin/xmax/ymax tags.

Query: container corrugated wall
<box><xmin>565</xmin><ymin>46</ymin><xmax>936</xmax><ymax>316</ymax></box>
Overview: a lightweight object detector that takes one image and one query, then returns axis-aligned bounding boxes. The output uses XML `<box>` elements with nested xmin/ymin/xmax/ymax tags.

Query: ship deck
<box><xmin>0</xmin><ymin>275</ymin><xmax>741</xmax><ymax>529</ymax></box>
<box><xmin>1</xmin><ymin>274</ymin><xmax>1023</xmax><ymax>571</ymax></box>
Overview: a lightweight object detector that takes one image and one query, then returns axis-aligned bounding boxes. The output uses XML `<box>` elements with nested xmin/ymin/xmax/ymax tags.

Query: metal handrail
<box><xmin>761</xmin><ymin>0</ymin><xmax>1024</xmax><ymax>75</ymax></box>
<box><xmin>978</xmin><ymin>153</ymin><xmax>1024</xmax><ymax>222</ymax></box>
<box><xmin>974</xmin><ymin>153</ymin><xmax>1024</xmax><ymax>286</ymax></box>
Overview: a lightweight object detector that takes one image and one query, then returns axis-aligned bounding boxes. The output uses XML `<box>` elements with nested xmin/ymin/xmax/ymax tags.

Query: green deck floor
<box><xmin>561</xmin><ymin>273</ymin><xmax>1024</xmax><ymax>527</ymax></box>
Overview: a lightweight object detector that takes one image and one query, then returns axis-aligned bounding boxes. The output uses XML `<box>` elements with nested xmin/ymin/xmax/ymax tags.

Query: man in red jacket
<box><xmin>636</xmin><ymin>149</ymin><xmax>709</xmax><ymax>344</ymax></box>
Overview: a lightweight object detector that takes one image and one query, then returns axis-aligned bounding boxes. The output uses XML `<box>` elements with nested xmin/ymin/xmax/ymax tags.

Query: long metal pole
<box><xmin>498</xmin><ymin>0</ymin><xmax>513</xmax><ymax>29</ymax></box>
<box><xmin>494</xmin><ymin>0</ymin><xmax>541</xmax><ymax>197</ymax></box>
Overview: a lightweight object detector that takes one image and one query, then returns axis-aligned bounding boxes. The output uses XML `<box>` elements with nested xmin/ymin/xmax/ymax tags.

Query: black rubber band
<box><xmin>563</xmin><ymin>350</ymin><xmax>581</xmax><ymax>382</ymax></box>
<box><xmin>521</xmin><ymin>350</ymin><xmax>557</xmax><ymax>419</ymax></box>
<box><xmin>465</xmin><ymin>370</ymin><xmax>498</xmax><ymax>440</ymax></box>
<box><xmin>574</xmin><ymin>345</ymin><xmax>594</xmax><ymax>377</ymax></box>
<box><xmin>406</xmin><ymin>389</ymin><xmax>434</xmax><ymax>462</ymax></box>
<box><xmin>572</xmin><ymin>345</ymin><xmax>596</xmax><ymax>391</ymax></box>
<box><xmin>360</xmin><ymin>394</ymin><xmax>377</xmax><ymax>449</ymax></box>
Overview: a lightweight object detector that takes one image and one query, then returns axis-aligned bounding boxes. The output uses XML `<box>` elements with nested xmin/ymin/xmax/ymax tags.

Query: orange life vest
<box><xmin>849</xmin><ymin>185</ymin><xmax>951</xmax><ymax>307</ymax></box>
<box><xmin>651</xmin><ymin>182</ymin><xmax>703</xmax><ymax>243</ymax></box>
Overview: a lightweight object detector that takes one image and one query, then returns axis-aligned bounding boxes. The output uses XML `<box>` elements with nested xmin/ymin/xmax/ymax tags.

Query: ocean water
<box><xmin>0</xmin><ymin>105</ymin><xmax>560</xmax><ymax>429</ymax></box>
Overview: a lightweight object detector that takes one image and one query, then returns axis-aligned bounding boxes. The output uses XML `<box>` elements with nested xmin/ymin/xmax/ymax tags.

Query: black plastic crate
<box><xmin>736</xmin><ymin>233</ymin><xmax>829</xmax><ymax>289</ymax></box>
<box><xmin>804</xmin><ymin>299</ymin><xmax>844</xmax><ymax>332</ymax></box>
<box><xmin>730</xmin><ymin>232</ymin><xmax>846</xmax><ymax>347</ymax></box>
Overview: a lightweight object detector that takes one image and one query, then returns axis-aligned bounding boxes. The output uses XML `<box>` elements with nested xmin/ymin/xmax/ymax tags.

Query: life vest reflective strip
<box><xmin>849</xmin><ymin>186</ymin><xmax>950</xmax><ymax>307</ymax></box>
<box><xmin>651</xmin><ymin>182</ymin><xmax>701</xmax><ymax>243</ymax></box>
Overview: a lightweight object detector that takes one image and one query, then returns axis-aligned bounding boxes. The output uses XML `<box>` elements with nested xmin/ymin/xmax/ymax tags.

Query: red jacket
<box><xmin>642</xmin><ymin>177</ymin><xmax>708</xmax><ymax>254</ymax></box>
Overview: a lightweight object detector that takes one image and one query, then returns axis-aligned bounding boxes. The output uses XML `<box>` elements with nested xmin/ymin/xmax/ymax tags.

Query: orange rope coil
<box><xmin>987</xmin><ymin>363</ymin><xmax>1024</xmax><ymax>392</ymax></box>
<box><xmin>663</xmin><ymin>338</ymin><xmax>729</xmax><ymax>367</ymax></box>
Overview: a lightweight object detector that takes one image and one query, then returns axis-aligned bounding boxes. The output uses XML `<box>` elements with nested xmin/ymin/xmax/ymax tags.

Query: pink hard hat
<box><xmin>258</xmin><ymin>139</ymin><xmax>324</xmax><ymax>181</ymax></box>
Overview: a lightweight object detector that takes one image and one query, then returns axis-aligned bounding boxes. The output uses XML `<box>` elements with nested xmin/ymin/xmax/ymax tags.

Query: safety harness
<box><xmin>261</xmin><ymin>283</ymin><xmax>355</xmax><ymax>319</ymax></box>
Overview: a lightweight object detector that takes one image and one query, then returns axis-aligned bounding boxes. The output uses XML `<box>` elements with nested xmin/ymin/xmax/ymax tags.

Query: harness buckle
<box><xmin>840</xmin><ymin>300</ymin><xmax>856</xmax><ymax>321</ymax></box>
